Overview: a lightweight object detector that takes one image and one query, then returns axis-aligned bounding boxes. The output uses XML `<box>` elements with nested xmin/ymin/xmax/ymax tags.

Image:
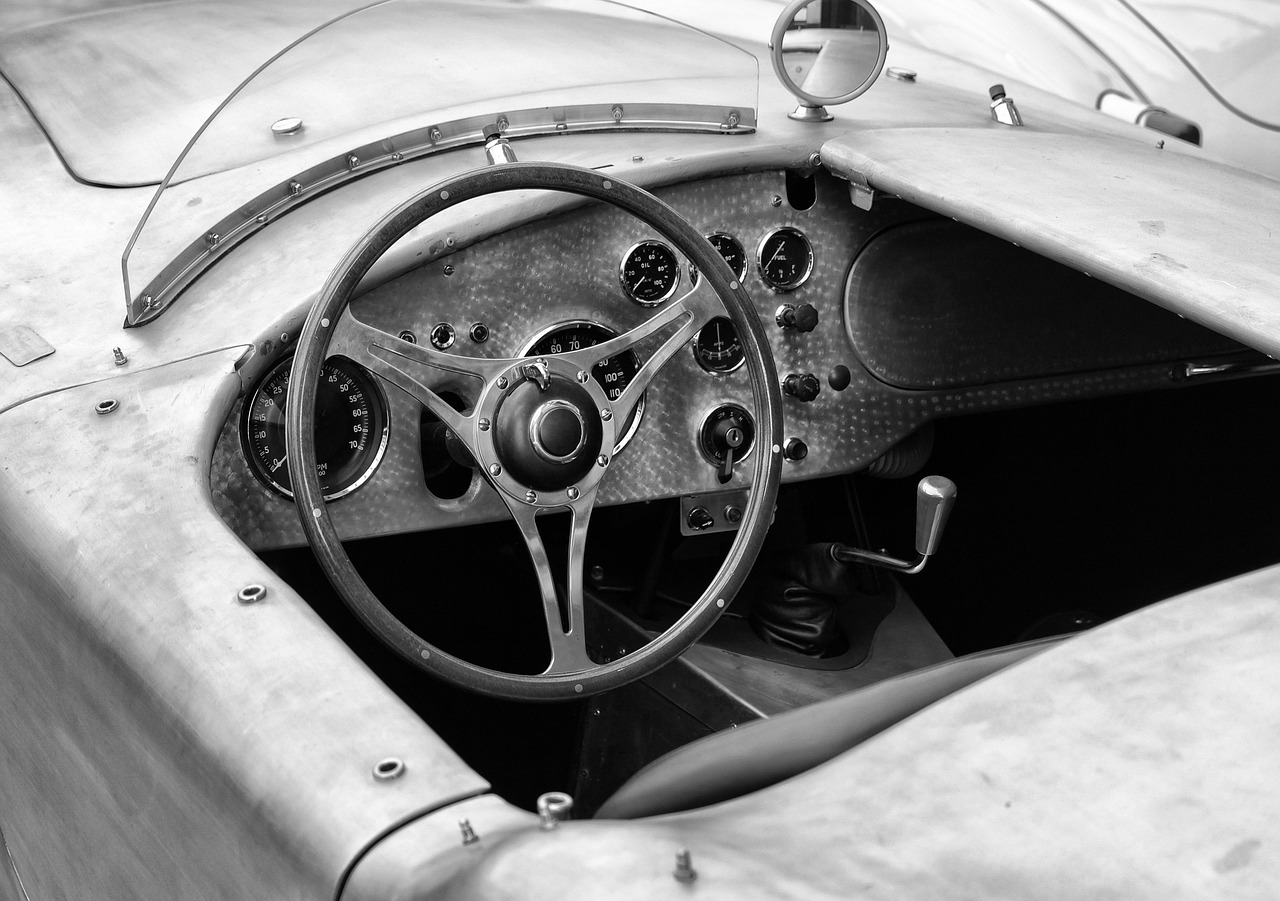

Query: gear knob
<box><xmin>915</xmin><ymin>475</ymin><xmax>957</xmax><ymax>557</ymax></box>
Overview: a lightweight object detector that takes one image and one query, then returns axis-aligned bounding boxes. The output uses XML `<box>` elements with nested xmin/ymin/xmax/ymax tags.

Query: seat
<box><xmin>595</xmin><ymin>635</ymin><xmax>1065</xmax><ymax>819</ymax></box>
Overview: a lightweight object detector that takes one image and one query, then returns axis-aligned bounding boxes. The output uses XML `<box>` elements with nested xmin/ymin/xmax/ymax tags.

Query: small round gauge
<box><xmin>241</xmin><ymin>356</ymin><xmax>389</xmax><ymax>500</ymax></box>
<box><xmin>524</xmin><ymin>321</ymin><xmax>645</xmax><ymax>451</ymax></box>
<box><xmin>690</xmin><ymin>232</ymin><xmax>748</xmax><ymax>286</ymax></box>
<box><xmin>619</xmin><ymin>240</ymin><xmax>680</xmax><ymax>306</ymax></box>
<box><xmin>757</xmin><ymin>227</ymin><xmax>814</xmax><ymax>292</ymax></box>
<box><xmin>693</xmin><ymin>316</ymin><xmax>745</xmax><ymax>374</ymax></box>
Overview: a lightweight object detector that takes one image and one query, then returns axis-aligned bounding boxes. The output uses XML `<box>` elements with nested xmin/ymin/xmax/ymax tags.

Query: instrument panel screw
<box><xmin>496</xmin><ymin>376</ymin><xmax>509</xmax><ymax>390</ymax></box>
<box><xmin>478</xmin><ymin>418</ymin><xmax>491</xmax><ymax>432</ymax></box>
<box><xmin>673</xmin><ymin>849</ymin><xmax>697</xmax><ymax>883</ymax></box>
<box><xmin>770</xmin><ymin>194</ymin><xmax>783</xmax><ymax>207</ymax></box>
<box><xmin>488</xmin><ymin>463</ymin><xmax>502</xmax><ymax>477</ymax></box>
<box><xmin>443</xmin><ymin>264</ymin><xmax>455</xmax><ymax>276</ymax></box>
<box><xmin>459</xmin><ymin>819</ymin><xmax>480</xmax><ymax>846</ymax></box>
<box><xmin>112</xmin><ymin>347</ymin><xmax>128</xmax><ymax>366</ymax></box>
<box><xmin>372</xmin><ymin>758</ymin><xmax>405</xmax><ymax>781</ymax></box>
<box><xmin>807</xmin><ymin>151</ymin><xmax>822</xmax><ymax>168</ymax></box>
<box><xmin>601</xmin><ymin>408</ymin><xmax>613</xmax><ymax>421</ymax></box>
<box><xmin>469</xmin><ymin>323</ymin><xmax>490</xmax><ymax>343</ymax></box>
<box><xmin>566</xmin><ymin>487</ymin><xmax>580</xmax><ymax>500</ymax></box>
<box><xmin>398</xmin><ymin>330</ymin><xmax>417</xmax><ymax>344</ymax></box>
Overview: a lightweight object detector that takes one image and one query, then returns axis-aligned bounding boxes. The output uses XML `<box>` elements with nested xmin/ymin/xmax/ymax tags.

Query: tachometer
<box><xmin>757</xmin><ymin>227</ymin><xmax>814</xmax><ymax>292</ymax></box>
<box><xmin>241</xmin><ymin>356</ymin><xmax>389</xmax><ymax>500</ymax></box>
<box><xmin>619</xmin><ymin>240</ymin><xmax>680</xmax><ymax>305</ymax></box>
<box><xmin>524</xmin><ymin>321</ymin><xmax>645</xmax><ymax>451</ymax></box>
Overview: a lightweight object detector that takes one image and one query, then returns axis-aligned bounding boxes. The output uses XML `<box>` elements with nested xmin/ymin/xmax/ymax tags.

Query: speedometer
<box><xmin>524</xmin><ymin>321</ymin><xmax>645</xmax><ymax>452</ymax></box>
<box><xmin>240</xmin><ymin>356</ymin><xmax>389</xmax><ymax>500</ymax></box>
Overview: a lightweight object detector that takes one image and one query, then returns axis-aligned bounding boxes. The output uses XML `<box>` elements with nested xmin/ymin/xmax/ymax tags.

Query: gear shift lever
<box><xmin>831</xmin><ymin>476</ymin><xmax>957</xmax><ymax>574</ymax></box>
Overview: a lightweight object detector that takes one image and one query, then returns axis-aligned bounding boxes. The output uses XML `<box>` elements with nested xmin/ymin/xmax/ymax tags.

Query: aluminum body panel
<box><xmin>0</xmin><ymin>352</ymin><xmax>489</xmax><ymax>899</ymax></box>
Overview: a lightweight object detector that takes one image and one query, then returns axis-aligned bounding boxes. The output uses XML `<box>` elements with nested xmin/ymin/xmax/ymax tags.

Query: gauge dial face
<box><xmin>691</xmin><ymin>232</ymin><xmax>747</xmax><ymax>287</ymax></box>
<box><xmin>693</xmin><ymin>316</ymin><xmax>745</xmax><ymax>373</ymax></box>
<box><xmin>241</xmin><ymin>356</ymin><xmax>389</xmax><ymax>500</ymax></box>
<box><xmin>757</xmin><ymin>227</ymin><xmax>814</xmax><ymax>292</ymax></box>
<box><xmin>619</xmin><ymin>240</ymin><xmax>680</xmax><ymax>305</ymax></box>
<box><xmin>526</xmin><ymin>321</ymin><xmax>645</xmax><ymax>451</ymax></box>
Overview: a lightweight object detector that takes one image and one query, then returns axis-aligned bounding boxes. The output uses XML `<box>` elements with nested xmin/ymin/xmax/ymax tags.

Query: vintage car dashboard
<box><xmin>211</xmin><ymin>168</ymin><xmax>1245</xmax><ymax>550</ymax></box>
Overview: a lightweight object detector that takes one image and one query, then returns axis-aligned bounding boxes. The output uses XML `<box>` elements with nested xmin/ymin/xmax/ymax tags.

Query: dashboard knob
<box><xmin>686</xmin><ymin>506</ymin><xmax>715</xmax><ymax>532</ymax></box>
<box><xmin>783</xmin><ymin>438</ymin><xmax>809</xmax><ymax>461</ymax></box>
<box><xmin>775</xmin><ymin>303</ymin><xmax>819</xmax><ymax>333</ymax></box>
<box><xmin>783</xmin><ymin>372</ymin><xmax>821</xmax><ymax>403</ymax></box>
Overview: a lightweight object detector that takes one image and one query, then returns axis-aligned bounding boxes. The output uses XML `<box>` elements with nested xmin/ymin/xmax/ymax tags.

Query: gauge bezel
<box><xmin>519</xmin><ymin>320</ymin><xmax>646</xmax><ymax>452</ymax></box>
<box><xmin>618</xmin><ymin>239</ymin><xmax>682</xmax><ymax>306</ymax></box>
<box><xmin>756</xmin><ymin>226</ymin><xmax>815</xmax><ymax>292</ymax></box>
<box><xmin>690</xmin><ymin>232</ymin><xmax>748</xmax><ymax>287</ymax></box>
<box><xmin>693</xmin><ymin>316</ymin><xmax>746</xmax><ymax>375</ymax></box>
<box><xmin>240</xmin><ymin>354</ymin><xmax>390</xmax><ymax>501</ymax></box>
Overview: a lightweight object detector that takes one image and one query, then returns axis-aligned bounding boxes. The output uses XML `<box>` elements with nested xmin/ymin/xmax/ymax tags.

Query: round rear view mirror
<box><xmin>770</xmin><ymin>0</ymin><xmax>888</xmax><ymax>122</ymax></box>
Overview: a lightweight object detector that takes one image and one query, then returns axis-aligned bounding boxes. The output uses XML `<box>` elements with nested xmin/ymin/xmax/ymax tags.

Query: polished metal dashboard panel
<box><xmin>212</xmin><ymin>170</ymin><xmax>1213</xmax><ymax>550</ymax></box>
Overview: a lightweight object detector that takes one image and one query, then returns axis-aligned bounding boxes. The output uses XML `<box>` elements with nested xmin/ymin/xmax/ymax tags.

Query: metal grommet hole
<box><xmin>373</xmin><ymin>757</ymin><xmax>406</xmax><ymax>781</ymax></box>
<box><xmin>95</xmin><ymin>399</ymin><xmax>119</xmax><ymax>415</ymax></box>
<box><xmin>236</xmin><ymin>584</ymin><xmax>267</xmax><ymax>605</ymax></box>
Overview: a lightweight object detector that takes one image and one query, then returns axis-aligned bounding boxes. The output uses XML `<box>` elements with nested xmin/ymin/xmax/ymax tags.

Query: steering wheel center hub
<box><xmin>493</xmin><ymin>377</ymin><xmax>603</xmax><ymax>490</ymax></box>
<box><xmin>531</xmin><ymin>401</ymin><xmax>587</xmax><ymax>462</ymax></box>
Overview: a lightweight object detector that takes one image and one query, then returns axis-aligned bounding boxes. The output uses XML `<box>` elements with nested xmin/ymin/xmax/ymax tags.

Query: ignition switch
<box><xmin>698</xmin><ymin>404</ymin><xmax>755</xmax><ymax>484</ymax></box>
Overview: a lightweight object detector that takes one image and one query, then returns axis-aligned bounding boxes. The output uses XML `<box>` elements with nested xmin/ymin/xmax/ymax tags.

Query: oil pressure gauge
<box><xmin>757</xmin><ymin>227</ymin><xmax>814</xmax><ymax>292</ymax></box>
<box><xmin>620</xmin><ymin>240</ymin><xmax>680</xmax><ymax>305</ymax></box>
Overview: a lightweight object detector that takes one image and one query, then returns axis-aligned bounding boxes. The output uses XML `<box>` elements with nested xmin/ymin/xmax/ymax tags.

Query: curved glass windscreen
<box><xmin>121</xmin><ymin>0</ymin><xmax>758</xmax><ymax>325</ymax></box>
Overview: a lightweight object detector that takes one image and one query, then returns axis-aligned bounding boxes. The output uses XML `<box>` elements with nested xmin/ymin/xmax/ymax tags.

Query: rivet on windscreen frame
<box><xmin>372</xmin><ymin>758</ymin><xmax>406</xmax><ymax>781</ymax></box>
<box><xmin>887</xmin><ymin>67</ymin><xmax>917</xmax><ymax>82</ymax></box>
<box><xmin>496</xmin><ymin>115</ymin><xmax>510</xmax><ymax>133</ymax></box>
<box><xmin>142</xmin><ymin>294</ymin><xmax>156</xmax><ymax>311</ymax></box>
<box><xmin>611</xmin><ymin>105</ymin><xmax>624</xmax><ymax>122</ymax></box>
<box><xmin>94</xmin><ymin>399</ymin><xmax>118</xmax><ymax>415</ymax></box>
<box><xmin>112</xmin><ymin>347</ymin><xmax>128</xmax><ymax>366</ymax></box>
<box><xmin>288</xmin><ymin>181</ymin><xmax>303</xmax><ymax>196</ymax></box>
<box><xmin>270</xmin><ymin>116</ymin><xmax>304</xmax><ymax>136</ymax></box>
<box><xmin>346</xmin><ymin>154</ymin><xmax>360</xmax><ymax>170</ymax></box>
<box><xmin>236</xmin><ymin>584</ymin><xmax>267</xmax><ymax>605</ymax></box>
<box><xmin>205</xmin><ymin>232</ymin><xmax>220</xmax><ymax>249</ymax></box>
<box><xmin>537</xmin><ymin>792</ymin><xmax>573</xmax><ymax>829</ymax></box>
<box><xmin>723</xmin><ymin>109</ymin><xmax>741</xmax><ymax>129</ymax></box>
<box><xmin>429</xmin><ymin>127</ymin><xmax>442</xmax><ymax>143</ymax></box>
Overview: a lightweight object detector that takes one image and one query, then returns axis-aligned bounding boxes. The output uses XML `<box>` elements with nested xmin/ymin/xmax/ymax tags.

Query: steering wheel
<box><xmin>286</xmin><ymin>161</ymin><xmax>782</xmax><ymax>701</ymax></box>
